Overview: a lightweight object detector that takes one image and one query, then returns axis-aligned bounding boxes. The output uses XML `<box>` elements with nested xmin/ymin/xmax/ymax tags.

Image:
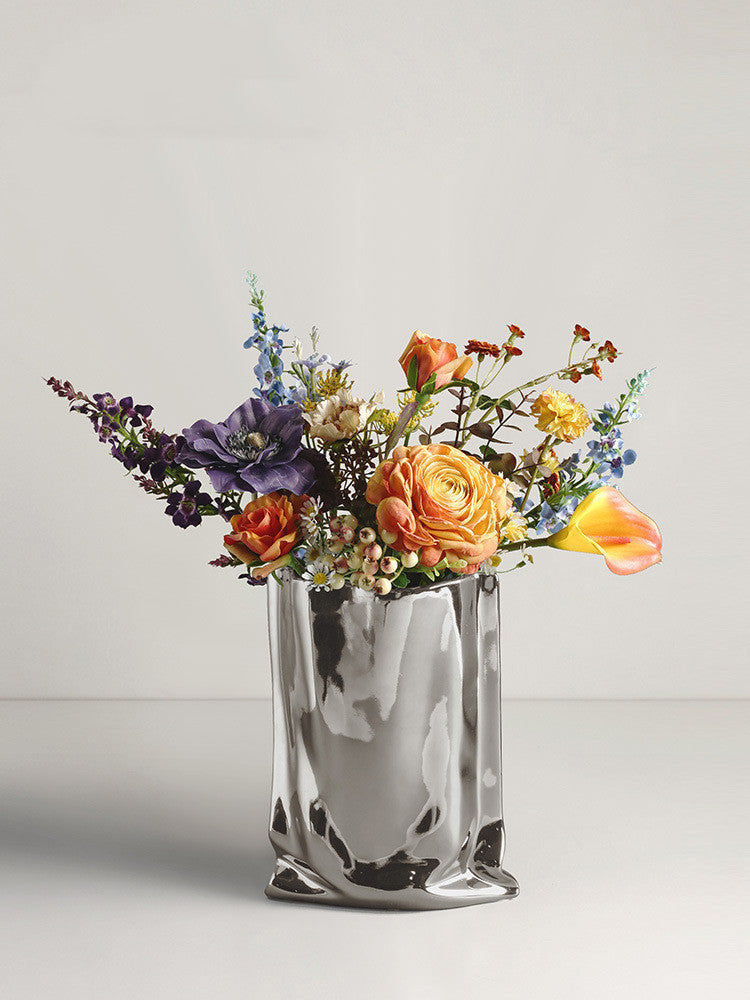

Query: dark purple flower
<box><xmin>110</xmin><ymin>443</ymin><xmax>139</xmax><ymax>470</ymax></box>
<box><xmin>46</xmin><ymin>376</ymin><xmax>79</xmax><ymax>401</ymax></box>
<box><xmin>117</xmin><ymin>397</ymin><xmax>153</xmax><ymax>428</ymax></box>
<box><xmin>179</xmin><ymin>397</ymin><xmax>315</xmax><ymax>494</ymax></box>
<box><xmin>164</xmin><ymin>480</ymin><xmax>212</xmax><ymax>529</ymax></box>
<box><xmin>93</xmin><ymin>392</ymin><xmax>121</xmax><ymax>416</ymax></box>
<box><xmin>139</xmin><ymin>433</ymin><xmax>180</xmax><ymax>481</ymax></box>
<box><xmin>209</xmin><ymin>554</ymin><xmax>236</xmax><ymax>567</ymax></box>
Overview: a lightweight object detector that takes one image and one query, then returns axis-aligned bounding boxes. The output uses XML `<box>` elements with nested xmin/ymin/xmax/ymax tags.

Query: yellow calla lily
<box><xmin>549</xmin><ymin>486</ymin><xmax>662</xmax><ymax>576</ymax></box>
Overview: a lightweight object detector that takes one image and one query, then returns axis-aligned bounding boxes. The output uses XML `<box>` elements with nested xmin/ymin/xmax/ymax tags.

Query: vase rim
<box><xmin>276</xmin><ymin>567</ymin><xmax>494</xmax><ymax>597</ymax></box>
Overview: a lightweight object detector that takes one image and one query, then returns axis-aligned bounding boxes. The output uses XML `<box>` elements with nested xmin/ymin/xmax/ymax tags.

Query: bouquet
<box><xmin>47</xmin><ymin>274</ymin><xmax>661</xmax><ymax>592</ymax></box>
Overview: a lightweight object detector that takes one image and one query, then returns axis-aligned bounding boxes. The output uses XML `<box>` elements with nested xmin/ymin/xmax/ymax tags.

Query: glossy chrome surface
<box><xmin>265</xmin><ymin>572</ymin><xmax>519</xmax><ymax>909</ymax></box>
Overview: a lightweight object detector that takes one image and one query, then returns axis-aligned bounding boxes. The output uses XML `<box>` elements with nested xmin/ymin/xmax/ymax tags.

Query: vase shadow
<box><xmin>0</xmin><ymin>790</ymin><xmax>271</xmax><ymax>901</ymax></box>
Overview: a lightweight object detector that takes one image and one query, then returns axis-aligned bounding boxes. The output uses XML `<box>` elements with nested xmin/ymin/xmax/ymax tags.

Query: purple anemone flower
<box><xmin>179</xmin><ymin>397</ymin><xmax>315</xmax><ymax>494</ymax></box>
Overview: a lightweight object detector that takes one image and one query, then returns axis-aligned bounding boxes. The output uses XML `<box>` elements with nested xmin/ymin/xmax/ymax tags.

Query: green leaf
<box><xmin>437</xmin><ymin>377</ymin><xmax>479</xmax><ymax>394</ymax></box>
<box><xmin>467</xmin><ymin>420</ymin><xmax>494</xmax><ymax>439</ymax></box>
<box><xmin>391</xmin><ymin>572</ymin><xmax>410</xmax><ymax>589</ymax></box>
<box><xmin>419</xmin><ymin>373</ymin><xmax>437</xmax><ymax>396</ymax></box>
<box><xmin>289</xmin><ymin>554</ymin><xmax>306</xmax><ymax>575</ymax></box>
<box><xmin>407</xmin><ymin>355</ymin><xmax>419</xmax><ymax>389</ymax></box>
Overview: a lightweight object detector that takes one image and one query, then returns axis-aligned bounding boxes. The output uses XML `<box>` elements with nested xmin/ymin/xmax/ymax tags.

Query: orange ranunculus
<box><xmin>548</xmin><ymin>486</ymin><xmax>662</xmax><ymax>576</ymax></box>
<box><xmin>399</xmin><ymin>331</ymin><xmax>472</xmax><ymax>391</ymax></box>
<box><xmin>365</xmin><ymin>444</ymin><xmax>511</xmax><ymax>570</ymax></box>
<box><xmin>224</xmin><ymin>492</ymin><xmax>308</xmax><ymax>578</ymax></box>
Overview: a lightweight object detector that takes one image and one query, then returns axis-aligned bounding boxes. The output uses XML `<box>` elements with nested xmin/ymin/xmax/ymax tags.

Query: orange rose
<box><xmin>548</xmin><ymin>486</ymin><xmax>662</xmax><ymax>575</ymax></box>
<box><xmin>399</xmin><ymin>331</ymin><xmax>473</xmax><ymax>391</ymax></box>
<box><xmin>365</xmin><ymin>444</ymin><xmax>511</xmax><ymax>571</ymax></box>
<box><xmin>224</xmin><ymin>492</ymin><xmax>307</xmax><ymax>579</ymax></box>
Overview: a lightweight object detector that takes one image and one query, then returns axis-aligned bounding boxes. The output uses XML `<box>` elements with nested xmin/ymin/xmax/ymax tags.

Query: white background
<box><xmin>2</xmin><ymin>0</ymin><xmax>747</xmax><ymax>699</ymax></box>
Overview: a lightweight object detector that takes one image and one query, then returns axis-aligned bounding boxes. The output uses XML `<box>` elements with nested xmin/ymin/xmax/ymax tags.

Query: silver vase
<box><xmin>265</xmin><ymin>570</ymin><xmax>519</xmax><ymax>910</ymax></box>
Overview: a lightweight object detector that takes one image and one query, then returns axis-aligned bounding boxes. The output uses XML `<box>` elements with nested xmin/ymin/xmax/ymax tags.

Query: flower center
<box><xmin>225</xmin><ymin>427</ymin><xmax>280</xmax><ymax>462</ymax></box>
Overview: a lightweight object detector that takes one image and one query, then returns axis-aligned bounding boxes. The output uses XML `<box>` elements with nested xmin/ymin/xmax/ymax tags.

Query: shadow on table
<box><xmin>0</xmin><ymin>791</ymin><xmax>271</xmax><ymax>901</ymax></box>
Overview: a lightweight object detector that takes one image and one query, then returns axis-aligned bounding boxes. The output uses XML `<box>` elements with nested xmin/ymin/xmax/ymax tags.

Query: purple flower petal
<box><xmin>178</xmin><ymin>396</ymin><xmax>313</xmax><ymax>498</ymax></box>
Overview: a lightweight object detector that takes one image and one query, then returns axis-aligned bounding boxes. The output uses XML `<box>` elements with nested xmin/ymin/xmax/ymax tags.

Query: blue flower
<box><xmin>243</xmin><ymin>309</ymin><xmax>297</xmax><ymax>405</ymax></box>
<box><xmin>532</xmin><ymin>497</ymin><xmax>579</xmax><ymax>537</ymax></box>
<box><xmin>299</xmin><ymin>352</ymin><xmax>353</xmax><ymax>372</ymax></box>
<box><xmin>587</xmin><ymin>428</ymin><xmax>623</xmax><ymax>463</ymax></box>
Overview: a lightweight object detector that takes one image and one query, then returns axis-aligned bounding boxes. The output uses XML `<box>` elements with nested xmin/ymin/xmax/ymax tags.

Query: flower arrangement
<box><xmin>47</xmin><ymin>274</ymin><xmax>661</xmax><ymax>593</ymax></box>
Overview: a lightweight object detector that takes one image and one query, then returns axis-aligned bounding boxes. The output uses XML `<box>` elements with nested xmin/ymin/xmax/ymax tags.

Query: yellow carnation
<box><xmin>500</xmin><ymin>509</ymin><xmax>528</xmax><ymax>543</ymax></box>
<box><xmin>530</xmin><ymin>390</ymin><xmax>589</xmax><ymax>442</ymax></box>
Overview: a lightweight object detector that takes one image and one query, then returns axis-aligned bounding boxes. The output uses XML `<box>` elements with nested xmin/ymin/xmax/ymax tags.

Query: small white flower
<box><xmin>299</xmin><ymin>497</ymin><xmax>322</xmax><ymax>538</ymax></box>
<box><xmin>303</xmin><ymin>560</ymin><xmax>334</xmax><ymax>591</ymax></box>
<box><xmin>479</xmin><ymin>552</ymin><xmax>503</xmax><ymax>575</ymax></box>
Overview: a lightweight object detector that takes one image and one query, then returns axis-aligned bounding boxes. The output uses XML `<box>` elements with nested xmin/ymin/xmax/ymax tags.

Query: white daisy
<box><xmin>479</xmin><ymin>552</ymin><xmax>503</xmax><ymax>575</ymax></box>
<box><xmin>303</xmin><ymin>560</ymin><xmax>334</xmax><ymax>591</ymax></box>
<box><xmin>299</xmin><ymin>497</ymin><xmax>322</xmax><ymax>539</ymax></box>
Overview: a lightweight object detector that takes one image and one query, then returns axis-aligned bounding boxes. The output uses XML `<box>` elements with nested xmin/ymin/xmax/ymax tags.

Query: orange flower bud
<box><xmin>548</xmin><ymin>487</ymin><xmax>662</xmax><ymax>576</ymax></box>
<box><xmin>399</xmin><ymin>331</ymin><xmax>472</xmax><ymax>391</ymax></box>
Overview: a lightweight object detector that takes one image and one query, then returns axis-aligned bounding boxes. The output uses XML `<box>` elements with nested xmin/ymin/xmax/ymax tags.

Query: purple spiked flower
<box><xmin>139</xmin><ymin>433</ymin><xmax>180</xmax><ymax>481</ymax></box>
<box><xmin>178</xmin><ymin>397</ymin><xmax>316</xmax><ymax>494</ymax></box>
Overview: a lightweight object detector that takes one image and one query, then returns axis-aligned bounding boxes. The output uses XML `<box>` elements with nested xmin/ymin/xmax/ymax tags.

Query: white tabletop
<box><xmin>1</xmin><ymin>700</ymin><xmax>746</xmax><ymax>999</ymax></box>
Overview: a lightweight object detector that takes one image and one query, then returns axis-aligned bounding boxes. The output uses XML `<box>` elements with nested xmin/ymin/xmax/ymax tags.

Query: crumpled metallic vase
<box><xmin>265</xmin><ymin>571</ymin><xmax>519</xmax><ymax>910</ymax></box>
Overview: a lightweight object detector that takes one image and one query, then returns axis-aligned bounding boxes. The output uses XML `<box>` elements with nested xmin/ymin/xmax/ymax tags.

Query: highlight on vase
<box><xmin>47</xmin><ymin>274</ymin><xmax>661</xmax><ymax>591</ymax></box>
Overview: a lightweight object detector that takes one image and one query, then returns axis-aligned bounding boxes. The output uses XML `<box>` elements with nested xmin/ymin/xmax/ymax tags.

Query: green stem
<box><xmin>457</xmin><ymin>358</ymin><xmax>487</xmax><ymax>447</ymax></box>
<box><xmin>501</xmin><ymin>536</ymin><xmax>549</xmax><ymax>552</ymax></box>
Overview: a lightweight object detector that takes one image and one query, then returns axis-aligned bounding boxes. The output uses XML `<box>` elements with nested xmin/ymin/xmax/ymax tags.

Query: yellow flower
<box><xmin>372</xmin><ymin>393</ymin><xmax>436</xmax><ymax>436</ymax></box>
<box><xmin>531</xmin><ymin>390</ymin><xmax>589</xmax><ymax>442</ymax></box>
<box><xmin>372</xmin><ymin>408</ymin><xmax>399</xmax><ymax>434</ymax></box>
<box><xmin>303</xmin><ymin>369</ymin><xmax>354</xmax><ymax>411</ymax></box>
<box><xmin>397</xmin><ymin>389</ymin><xmax>438</xmax><ymax>418</ymax></box>
<box><xmin>548</xmin><ymin>486</ymin><xmax>662</xmax><ymax>575</ymax></box>
<box><xmin>500</xmin><ymin>509</ymin><xmax>527</xmax><ymax>543</ymax></box>
<box><xmin>315</xmin><ymin>368</ymin><xmax>353</xmax><ymax>398</ymax></box>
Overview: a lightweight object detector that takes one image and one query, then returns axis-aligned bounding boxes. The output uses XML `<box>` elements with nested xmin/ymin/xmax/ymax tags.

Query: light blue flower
<box><xmin>587</xmin><ymin>429</ymin><xmax>623</xmax><ymax>463</ymax></box>
<box><xmin>243</xmin><ymin>308</ymin><xmax>297</xmax><ymax>405</ymax></box>
<box><xmin>532</xmin><ymin>497</ymin><xmax>579</xmax><ymax>538</ymax></box>
<box><xmin>300</xmin><ymin>352</ymin><xmax>353</xmax><ymax>372</ymax></box>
